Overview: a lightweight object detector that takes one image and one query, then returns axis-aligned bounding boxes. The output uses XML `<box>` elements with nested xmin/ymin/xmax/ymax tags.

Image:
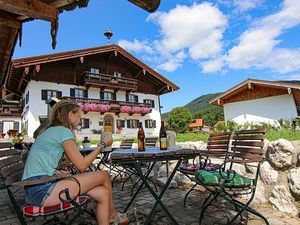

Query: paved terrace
<box><xmin>1</xmin><ymin>175</ymin><xmax>299</xmax><ymax>225</ymax></box>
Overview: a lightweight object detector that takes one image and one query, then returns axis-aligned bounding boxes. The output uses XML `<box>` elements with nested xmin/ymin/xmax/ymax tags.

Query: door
<box><xmin>103</xmin><ymin>114</ymin><xmax>114</xmax><ymax>133</ymax></box>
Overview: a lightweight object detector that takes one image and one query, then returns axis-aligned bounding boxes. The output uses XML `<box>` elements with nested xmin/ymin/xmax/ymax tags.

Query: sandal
<box><xmin>110</xmin><ymin>212</ymin><xmax>130</xmax><ymax>225</ymax></box>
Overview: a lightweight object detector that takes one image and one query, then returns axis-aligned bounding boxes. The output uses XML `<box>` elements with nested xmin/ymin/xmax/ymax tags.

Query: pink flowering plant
<box><xmin>120</xmin><ymin>105</ymin><xmax>132</xmax><ymax>113</ymax></box>
<box><xmin>141</xmin><ymin>107</ymin><xmax>152</xmax><ymax>114</ymax></box>
<box><xmin>88</xmin><ymin>103</ymin><xmax>98</xmax><ymax>112</ymax></box>
<box><xmin>97</xmin><ymin>104</ymin><xmax>111</xmax><ymax>113</ymax></box>
<box><xmin>132</xmin><ymin>106</ymin><xmax>143</xmax><ymax>114</ymax></box>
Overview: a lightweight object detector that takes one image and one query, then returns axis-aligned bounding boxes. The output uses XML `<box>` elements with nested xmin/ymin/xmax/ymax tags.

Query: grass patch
<box><xmin>175</xmin><ymin>133</ymin><xmax>209</xmax><ymax>142</ymax></box>
<box><xmin>266</xmin><ymin>129</ymin><xmax>300</xmax><ymax>141</ymax></box>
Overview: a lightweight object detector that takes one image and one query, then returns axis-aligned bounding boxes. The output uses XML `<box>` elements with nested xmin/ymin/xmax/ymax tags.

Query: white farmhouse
<box><xmin>4</xmin><ymin>44</ymin><xmax>179</xmax><ymax>137</ymax></box>
<box><xmin>209</xmin><ymin>78</ymin><xmax>300</xmax><ymax>125</ymax></box>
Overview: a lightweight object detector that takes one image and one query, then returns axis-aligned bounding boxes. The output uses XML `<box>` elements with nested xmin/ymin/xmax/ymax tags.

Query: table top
<box><xmin>111</xmin><ymin>147</ymin><xmax>201</xmax><ymax>162</ymax></box>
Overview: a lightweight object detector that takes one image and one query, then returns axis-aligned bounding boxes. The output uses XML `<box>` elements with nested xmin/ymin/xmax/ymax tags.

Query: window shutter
<box><xmin>26</xmin><ymin>92</ymin><xmax>29</xmax><ymax>104</ymax></box>
<box><xmin>134</xmin><ymin>96</ymin><xmax>138</xmax><ymax>103</ymax></box>
<box><xmin>57</xmin><ymin>91</ymin><xmax>62</xmax><ymax>99</ymax></box>
<box><xmin>127</xmin><ymin>120</ymin><xmax>130</xmax><ymax>128</ymax></box>
<box><xmin>41</xmin><ymin>90</ymin><xmax>47</xmax><ymax>100</ymax></box>
<box><xmin>112</xmin><ymin>92</ymin><xmax>116</xmax><ymax>100</ymax></box>
<box><xmin>13</xmin><ymin>122</ymin><xmax>19</xmax><ymax>130</ymax></box>
<box><xmin>0</xmin><ymin>121</ymin><xmax>3</xmax><ymax>132</ymax></box>
<box><xmin>84</xmin><ymin>119</ymin><xmax>90</xmax><ymax>129</ymax></box>
<box><xmin>100</xmin><ymin>91</ymin><xmax>104</xmax><ymax>99</ymax></box>
<box><xmin>151</xmin><ymin>100</ymin><xmax>155</xmax><ymax>108</ymax></box>
<box><xmin>126</xmin><ymin>94</ymin><xmax>129</xmax><ymax>102</ymax></box>
<box><xmin>84</xmin><ymin>89</ymin><xmax>88</xmax><ymax>98</ymax></box>
<box><xmin>70</xmin><ymin>88</ymin><xmax>75</xmax><ymax>97</ymax></box>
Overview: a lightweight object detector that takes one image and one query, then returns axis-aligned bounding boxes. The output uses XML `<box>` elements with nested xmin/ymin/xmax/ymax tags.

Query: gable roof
<box><xmin>0</xmin><ymin>0</ymin><xmax>160</xmax><ymax>89</ymax></box>
<box><xmin>189</xmin><ymin>119</ymin><xmax>203</xmax><ymax>128</ymax></box>
<box><xmin>7</xmin><ymin>44</ymin><xmax>179</xmax><ymax>95</ymax></box>
<box><xmin>209</xmin><ymin>78</ymin><xmax>300</xmax><ymax>107</ymax></box>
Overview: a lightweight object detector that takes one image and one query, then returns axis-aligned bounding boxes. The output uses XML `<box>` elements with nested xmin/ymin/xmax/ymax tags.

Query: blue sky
<box><xmin>13</xmin><ymin>0</ymin><xmax>300</xmax><ymax>113</ymax></box>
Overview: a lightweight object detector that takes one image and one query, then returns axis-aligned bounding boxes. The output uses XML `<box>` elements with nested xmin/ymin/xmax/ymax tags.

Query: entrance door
<box><xmin>103</xmin><ymin>114</ymin><xmax>114</xmax><ymax>133</ymax></box>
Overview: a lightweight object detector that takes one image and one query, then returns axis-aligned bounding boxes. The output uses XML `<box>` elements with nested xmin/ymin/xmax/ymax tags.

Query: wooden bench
<box><xmin>0</xmin><ymin>142</ymin><xmax>95</xmax><ymax>225</ymax></box>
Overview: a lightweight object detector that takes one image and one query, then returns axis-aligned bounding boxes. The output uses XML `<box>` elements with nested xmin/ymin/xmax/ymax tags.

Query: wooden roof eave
<box><xmin>209</xmin><ymin>78</ymin><xmax>300</xmax><ymax>106</ymax></box>
<box><xmin>11</xmin><ymin>44</ymin><xmax>180</xmax><ymax>93</ymax></box>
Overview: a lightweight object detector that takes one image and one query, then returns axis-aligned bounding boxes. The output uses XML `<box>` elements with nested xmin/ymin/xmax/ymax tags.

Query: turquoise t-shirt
<box><xmin>22</xmin><ymin>126</ymin><xmax>75</xmax><ymax>180</ymax></box>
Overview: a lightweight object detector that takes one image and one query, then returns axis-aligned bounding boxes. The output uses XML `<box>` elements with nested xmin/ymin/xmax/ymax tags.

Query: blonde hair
<box><xmin>49</xmin><ymin>100</ymin><xmax>80</xmax><ymax>130</ymax></box>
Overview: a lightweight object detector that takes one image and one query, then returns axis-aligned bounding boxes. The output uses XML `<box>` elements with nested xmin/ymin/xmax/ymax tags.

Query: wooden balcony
<box><xmin>62</xmin><ymin>96</ymin><xmax>152</xmax><ymax>116</ymax></box>
<box><xmin>81</xmin><ymin>72</ymin><xmax>138</xmax><ymax>92</ymax></box>
<box><xmin>0</xmin><ymin>102</ymin><xmax>21</xmax><ymax>117</ymax></box>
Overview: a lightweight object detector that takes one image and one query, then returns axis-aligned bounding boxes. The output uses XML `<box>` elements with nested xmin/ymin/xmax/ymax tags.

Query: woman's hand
<box><xmin>55</xmin><ymin>168</ymin><xmax>70</xmax><ymax>175</ymax></box>
<box><xmin>102</xmin><ymin>135</ymin><xmax>113</xmax><ymax>147</ymax></box>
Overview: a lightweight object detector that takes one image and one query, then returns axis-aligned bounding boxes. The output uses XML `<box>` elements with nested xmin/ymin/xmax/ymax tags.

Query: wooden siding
<box><xmin>222</xmin><ymin>84</ymin><xmax>291</xmax><ymax>105</ymax></box>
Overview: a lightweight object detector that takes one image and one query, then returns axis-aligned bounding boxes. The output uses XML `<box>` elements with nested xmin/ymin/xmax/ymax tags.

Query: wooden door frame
<box><xmin>103</xmin><ymin>114</ymin><xmax>114</xmax><ymax>133</ymax></box>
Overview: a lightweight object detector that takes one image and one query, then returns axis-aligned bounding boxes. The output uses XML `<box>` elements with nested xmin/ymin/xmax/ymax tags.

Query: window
<box><xmin>41</xmin><ymin>90</ymin><xmax>62</xmax><ymax>101</ymax></box>
<box><xmin>26</xmin><ymin>92</ymin><xmax>29</xmax><ymax>104</ymax></box>
<box><xmin>80</xmin><ymin>118</ymin><xmax>90</xmax><ymax>129</ymax></box>
<box><xmin>70</xmin><ymin>88</ymin><xmax>88</xmax><ymax>98</ymax></box>
<box><xmin>144</xmin><ymin>99</ymin><xmax>155</xmax><ymax>108</ymax></box>
<box><xmin>0</xmin><ymin>121</ymin><xmax>3</xmax><ymax>132</ymax></box>
<box><xmin>127</xmin><ymin>119</ymin><xmax>139</xmax><ymax>128</ymax></box>
<box><xmin>116</xmin><ymin>120</ymin><xmax>125</xmax><ymax>128</ymax></box>
<box><xmin>75</xmin><ymin>89</ymin><xmax>84</xmax><ymax>98</ymax></box>
<box><xmin>90</xmin><ymin>67</ymin><xmax>100</xmax><ymax>74</ymax></box>
<box><xmin>145</xmin><ymin>120</ymin><xmax>156</xmax><ymax>128</ymax></box>
<box><xmin>126</xmin><ymin>94</ymin><xmax>138</xmax><ymax>103</ymax></box>
<box><xmin>113</xmin><ymin>72</ymin><xmax>121</xmax><ymax>78</ymax></box>
<box><xmin>100</xmin><ymin>91</ymin><xmax>116</xmax><ymax>101</ymax></box>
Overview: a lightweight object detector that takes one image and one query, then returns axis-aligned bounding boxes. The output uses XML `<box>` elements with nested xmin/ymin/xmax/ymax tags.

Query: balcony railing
<box><xmin>81</xmin><ymin>72</ymin><xmax>138</xmax><ymax>91</ymax></box>
<box><xmin>62</xmin><ymin>96</ymin><xmax>152</xmax><ymax>115</ymax></box>
<box><xmin>0</xmin><ymin>105</ymin><xmax>21</xmax><ymax>117</ymax></box>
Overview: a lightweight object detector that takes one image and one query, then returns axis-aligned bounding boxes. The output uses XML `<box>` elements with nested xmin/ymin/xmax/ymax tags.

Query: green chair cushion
<box><xmin>195</xmin><ymin>170</ymin><xmax>252</xmax><ymax>188</ymax></box>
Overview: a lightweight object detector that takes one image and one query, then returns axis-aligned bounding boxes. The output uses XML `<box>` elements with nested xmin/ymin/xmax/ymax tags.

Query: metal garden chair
<box><xmin>179</xmin><ymin>131</ymin><xmax>232</xmax><ymax>207</ymax></box>
<box><xmin>0</xmin><ymin>142</ymin><xmax>95</xmax><ymax>225</ymax></box>
<box><xmin>194</xmin><ymin>129</ymin><xmax>269</xmax><ymax>225</ymax></box>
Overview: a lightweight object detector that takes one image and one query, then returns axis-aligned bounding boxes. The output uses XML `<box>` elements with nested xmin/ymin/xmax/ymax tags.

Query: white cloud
<box><xmin>118</xmin><ymin>39</ymin><xmax>153</xmax><ymax>54</ymax></box>
<box><xmin>261</xmin><ymin>48</ymin><xmax>300</xmax><ymax>73</ymax></box>
<box><xmin>233</xmin><ymin>0</ymin><xmax>262</xmax><ymax>12</ymax></box>
<box><xmin>201</xmin><ymin>58</ymin><xmax>225</xmax><ymax>73</ymax></box>
<box><xmin>148</xmin><ymin>2</ymin><xmax>227</xmax><ymax>58</ymax></box>
<box><xmin>158</xmin><ymin>51</ymin><xmax>187</xmax><ymax>72</ymax></box>
<box><xmin>281</xmin><ymin>74</ymin><xmax>300</xmax><ymax>80</ymax></box>
<box><xmin>224</xmin><ymin>0</ymin><xmax>300</xmax><ymax>73</ymax></box>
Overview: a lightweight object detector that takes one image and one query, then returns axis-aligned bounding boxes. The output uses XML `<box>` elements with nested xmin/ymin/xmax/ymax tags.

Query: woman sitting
<box><xmin>22</xmin><ymin>100</ymin><xmax>129</xmax><ymax>225</ymax></box>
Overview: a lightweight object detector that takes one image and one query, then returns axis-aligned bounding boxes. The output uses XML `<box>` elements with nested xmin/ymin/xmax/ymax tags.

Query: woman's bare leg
<box><xmin>87</xmin><ymin>186</ymin><xmax>110</xmax><ymax>224</ymax></box>
<box><xmin>43</xmin><ymin>171</ymin><xmax>117</xmax><ymax>224</ymax></box>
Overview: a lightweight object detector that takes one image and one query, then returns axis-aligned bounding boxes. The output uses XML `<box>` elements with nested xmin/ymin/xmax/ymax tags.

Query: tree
<box><xmin>167</xmin><ymin>107</ymin><xmax>192</xmax><ymax>133</ymax></box>
<box><xmin>194</xmin><ymin>106</ymin><xmax>224</xmax><ymax>127</ymax></box>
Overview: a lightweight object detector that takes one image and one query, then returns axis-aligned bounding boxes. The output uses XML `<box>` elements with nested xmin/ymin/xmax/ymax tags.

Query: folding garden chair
<box><xmin>110</xmin><ymin>139</ymin><xmax>135</xmax><ymax>185</ymax></box>
<box><xmin>145</xmin><ymin>137</ymin><xmax>158</xmax><ymax>148</ymax></box>
<box><xmin>194</xmin><ymin>129</ymin><xmax>269</xmax><ymax>225</ymax></box>
<box><xmin>0</xmin><ymin>142</ymin><xmax>95</xmax><ymax>225</ymax></box>
<box><xmin>179</xmin><ymin>131</ymin><xmax>232</xmax><ymax>207</ymax></box>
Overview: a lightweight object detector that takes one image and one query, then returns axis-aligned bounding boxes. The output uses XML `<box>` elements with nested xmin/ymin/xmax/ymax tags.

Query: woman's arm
<box><xmin>63</xmin><ymin>136</ymin><xmax>112</xmax><ymax>173</ymax></box>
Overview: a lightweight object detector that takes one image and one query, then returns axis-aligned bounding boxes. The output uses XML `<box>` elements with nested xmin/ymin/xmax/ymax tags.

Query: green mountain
<box><xmin>162</xmin><ymin>92</ymin><xmax>222</xmax><ymax>120</ymax></box>
<box><xmin>183</xmin><ymin>92</ymin><xmax>222</xmax><ymax>113</ymax></box>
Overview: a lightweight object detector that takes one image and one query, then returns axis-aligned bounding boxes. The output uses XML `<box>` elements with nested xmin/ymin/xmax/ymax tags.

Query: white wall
<box><xmin>23</xmin><ymin>81</ymin><xmax>161</xmax><ymax>137</ymax></box>
<box><xmin>224</xmin><ymin>94</ymin><xmax>298</xmax><ymax>125</ymax></box>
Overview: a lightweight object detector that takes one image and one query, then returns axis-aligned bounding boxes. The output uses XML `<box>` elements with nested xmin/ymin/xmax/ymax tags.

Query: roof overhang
<box><xmin>209</xmin><ymin>78</ymin><xmax>300</xmax><ymax>107</ymax></box>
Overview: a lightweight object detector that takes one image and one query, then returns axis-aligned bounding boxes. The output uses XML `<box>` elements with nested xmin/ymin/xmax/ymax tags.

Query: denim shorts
<box><xmin>24</xmin><ymin>175</ymin><xmax>57</xmax><ymax>206</ymax></box>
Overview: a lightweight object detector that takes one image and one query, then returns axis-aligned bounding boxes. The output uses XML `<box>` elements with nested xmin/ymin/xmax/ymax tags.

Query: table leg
<box><xmin>123</xmin><ymin>162</ymin><xmax>156</xmax><ymax>213</ymax></box>
<box><xmin>135</xmin><ymin>159</ymin><xmax>182</xmax><ymax>225</ymax></box>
